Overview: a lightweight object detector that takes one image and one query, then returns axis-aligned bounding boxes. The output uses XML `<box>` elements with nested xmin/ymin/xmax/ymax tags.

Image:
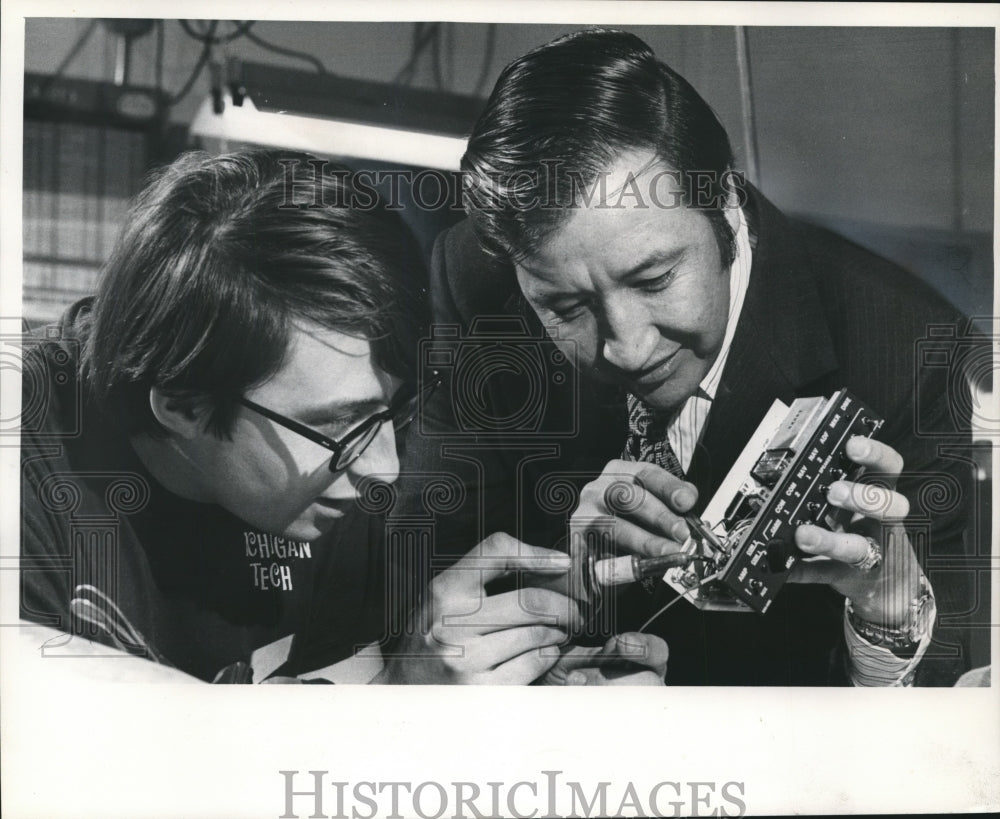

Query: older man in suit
<box><xmin>406</xmin><ymin>29</ymin><xmax>979</xmax><ymax>685</ymax></box>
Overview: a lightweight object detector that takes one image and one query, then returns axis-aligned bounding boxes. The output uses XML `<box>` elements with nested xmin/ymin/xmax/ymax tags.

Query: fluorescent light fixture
<box><xmin>189</xmin><ymin>62</ymin><xmax>481</xmax><ymax>170</ymax></box>
<box><xmin>190</xmin><ymin>93</ymin><xmax>470</xmax><ymax>170</ymax></box>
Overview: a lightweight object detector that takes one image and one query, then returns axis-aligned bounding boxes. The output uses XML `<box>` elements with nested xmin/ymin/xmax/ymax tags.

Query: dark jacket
<box><xmin>400</xmin><ymin>187</ymin><xmax>980</xmax><ymax>685</ymax></box>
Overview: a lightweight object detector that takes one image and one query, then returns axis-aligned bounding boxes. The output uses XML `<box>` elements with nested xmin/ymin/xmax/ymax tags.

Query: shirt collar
<box><xmin>697</xmin><ymin>206</ymin><xmax>753</xmax><ymax>402</ymax></box>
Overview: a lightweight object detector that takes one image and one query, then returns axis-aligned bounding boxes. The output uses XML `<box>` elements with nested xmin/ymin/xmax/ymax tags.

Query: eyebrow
<box><xmin>529</xmin><ymin>248</ymin><xmax>684</xmax><ymax>304</ymax></box>
<box><xmin>616</xmin><ymin>248</ymin><xmax>684</xmax><ymax>281</ymax></box>
<box><xmin>293</xmin><ymin>397</ymin><xmax>386</xmax><ymax>428</ymax></box>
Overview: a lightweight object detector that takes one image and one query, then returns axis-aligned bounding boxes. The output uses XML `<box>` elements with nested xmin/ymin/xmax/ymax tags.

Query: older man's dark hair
<box><xmin>462</xmin><ymin>29</ymin><xmax>740</xmax><ymax>264</ymax></box>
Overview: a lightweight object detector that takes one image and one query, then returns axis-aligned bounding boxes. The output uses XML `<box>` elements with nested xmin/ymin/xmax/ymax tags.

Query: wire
<box><xmin>393</xmin><ymin>22</ymin><xmax>420</xmax><ymax>85</ymax></box>
<box><xmin>179</xmin><ymin>19</ymin><xmax>255</xmax><ymax>45</ymax></box>
<box><xmin>43</xmin><ymin>19</ymin><xmax>98</xmax><ymax>88</ymax></box>
<box><xmin>397</xmin><ymin>23</ymin><xmax>426</xmax><ymax>84</ymax></box>
<box><xmin>166</xmin><ymin>21</ymin><xmax>217</xmax><ymax>107</ymax></box>
<box><xmin>638</xmin><ymin>572</ymin><xmax>720</xmax><ymax>633</ymax></box>
<box><xmin>71</xmin><ymin>584</ymin><xmax>173</xmax><ymax>666</ymax></box>
<box><xmin>431</xmin><ymin>24</ymin><xmax>445</xmax><ymax>90</ymax></box>
<box><xmin>472</xmin><ymin>24</ymin><xmax>497</xmax><ymax>97</ymax></box>
<box><xmin>393</xmin><ymin>22</ymin><xmax>439</xmax><ymax>86</ymax></box>
<box><xmin>243</xmin><ymin>28</ymin><xmax>326</xmax><ymax>74</ymax></box>
<box><xmin>154</xmin><ymin>20</ymin><xmax>165</xmax><ymax>93</ymax></box>
<box><xmin>446</xmin><ymin>23</ymin><xmax>455</xmax><ymax>90</ymax></box>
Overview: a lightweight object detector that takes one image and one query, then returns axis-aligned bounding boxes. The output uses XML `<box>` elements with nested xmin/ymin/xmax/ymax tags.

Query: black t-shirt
<box><xmin>20</xmin><ymin>301</ymin><xmax>390</xmax><ymax>682</ymax></box>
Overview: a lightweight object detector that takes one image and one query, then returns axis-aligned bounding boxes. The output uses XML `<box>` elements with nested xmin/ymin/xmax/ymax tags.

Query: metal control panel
<box><xmin>717</xmin><ymin>389</ymin><xmax>883</xmax><ymax>612</ymax></box>
<box><xmin>666</xmin><ymin>388</ymin><xmax>884</xmax><ymax>614</ymax></box>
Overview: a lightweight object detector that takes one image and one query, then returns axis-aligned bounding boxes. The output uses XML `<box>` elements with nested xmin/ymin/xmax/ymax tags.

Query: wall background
<box><xmin>24</xmin><ymin>20</ymin><xmax>994</xmax><ymax>232</ymax></box>
<box><xmin>22</xmin><ymin>19</ymin><xmax>995</xmax><ymax>319</ymax></box>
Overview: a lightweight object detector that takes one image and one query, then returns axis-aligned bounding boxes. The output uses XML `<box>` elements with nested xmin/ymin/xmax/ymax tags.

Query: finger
<box><xmin>466</xmin><ymin>626</ymin><xmax>568</xmax><ymax>670</ymax></box>
<box><xmin>489</xmin><ymin>644</ymin><xmax>564</xmax><ymax>684</ymax></box>
<box><xmin>844</xmin><ymin>436</ymin><xmax>904</xmax><ymax>479</ymax></box>
<box><xmin>613</xmin><ymin>633</ymin><xmax>669</xmax><ymax>677</ymax></box>
<box><xmin>447</xmin><ymin>532</ymin><xmax>572</xmax><ymax>589</ymax></box>
<box><xmin>553</xmin><ymin>634</ymin><xmax>669</xmax><ymax>678</ymax></box>
<box><xmin>786</xmin><ymin>555</ymin><xmax>855</xmax><ymax>586</ymax></box>
<box><xmin>566</xmin><ymin>667</ymin><xmax>665</xmax><ymax>686</ymax></box>
<box><xmin>599</xmin><ymin>461</ymin><xmax>697</xmax><ymax>512</ymax></box>
<box><xmin>790</xmin><ymin>529</ymin><xmax>924</xmax><ymax>625</ymax></box>
<box><xmin>546</xmin><ymin>644</ymin><xmax>605</xmax><ymax>671</ymax></box>
<box><xmin>795</xmin><ymin>525</ymin><xmax>875</xmax><ymax>567</ymax></box>
<box><xmin>442</xmin><ymin>587</ymin><xmax>583</xmax><ymax>634</ymax></box>
<box><xmin>826</xmin><ymin>480</ymin><xmax>910</xmax><ymax>521</ymax></box>
<box><xmin>600</xmin><ymin>479</ymin><xmax>693</xmax><ymax>543</ymax></box>
<box><xmin>574</xmin><ymin>515</ymin><xmax>684</xmax><ymax>558</ymax></box>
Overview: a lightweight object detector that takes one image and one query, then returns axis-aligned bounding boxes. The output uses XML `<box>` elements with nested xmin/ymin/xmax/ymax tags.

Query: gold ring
<box><xmin>851</xmin><ymin>537</ymin><xmax>883</xmax><ymax>573</ymax></box>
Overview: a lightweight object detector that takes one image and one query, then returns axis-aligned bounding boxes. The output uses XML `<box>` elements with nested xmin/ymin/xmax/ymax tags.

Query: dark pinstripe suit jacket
<box><xmin>403</xmin><ymin>186</ymin><xmax>979</xmax><ymax>685</ymax></box>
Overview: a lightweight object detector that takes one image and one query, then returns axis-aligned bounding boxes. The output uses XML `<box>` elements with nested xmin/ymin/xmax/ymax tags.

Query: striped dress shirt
<box><xmin>657</xmin><ymin>206</ymin><xmax>933</xmax><ymax>686</ymax></box>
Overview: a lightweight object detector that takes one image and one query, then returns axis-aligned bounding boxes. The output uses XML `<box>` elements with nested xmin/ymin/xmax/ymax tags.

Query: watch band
<box><xmin>846</xmin><ymin>576</ymin><xmax>934</xmax><ymax>657</ymax></box>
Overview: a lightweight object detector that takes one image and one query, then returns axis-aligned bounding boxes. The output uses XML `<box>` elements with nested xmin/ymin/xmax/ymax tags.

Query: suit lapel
<box><xmin>687</xmin><ymin>189</ymin><xmax>840</xmax><ymax>504</ymax></box>
<box><xmin>496</xmin><ymin>188</ymin><xmax>842</xmax><ymax>502</ymax></box>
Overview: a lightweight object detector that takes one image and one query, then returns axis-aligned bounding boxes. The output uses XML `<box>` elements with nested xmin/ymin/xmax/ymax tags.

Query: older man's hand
<box><xmin>790</xmin><ymin>436</ymin><xmax>924</xmax><ymax>627</ymax></box>
<box><xmin>571</xmin><ymin>459</ymin><xmax>699</xmax><ymax>559</ymax></box>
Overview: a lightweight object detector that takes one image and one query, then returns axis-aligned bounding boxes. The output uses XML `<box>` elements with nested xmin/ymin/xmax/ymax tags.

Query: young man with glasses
<box><xmin>20</xmin><ymin>149</ymin><xmax>666</xmax><ymax>685</ymax></box>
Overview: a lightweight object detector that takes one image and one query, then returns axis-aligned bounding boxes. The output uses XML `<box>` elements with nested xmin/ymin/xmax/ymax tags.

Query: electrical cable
<box><xmin>431</xmin><ymin>23</ymin><xmax>445</xmax><ymax>90</ymax></box>
<box><xmin>179</xmin><ymin>19</ymin><xmax>255</xmax><ymax>45</ymax></box>
<box><xmin>393</xmin><ymin>22</ymin><xmax>439</xmax><ymax>86</ymax></box>
<box><xmin>406</xmin><ymin>22</ymin><xmax>426</xmax><ymax>85</ymax></box>
<box><xmin>637</xmin><ymin>572</ymin><xmax>721</xmax><ymax>634</ymax></box>
<box><xmin>472</xmin><ymin>24</ymin><xmax>497</xmax><ymax>97</ymax></box>
<box><xmin>70</xmin><ymin>584</ymin><xmax>173</xmax><ymax>667</ymax></box>
<box><xmin>154</xmin><ymin>20</ymin><xmax>165</xmax><ymax>93</ymax></box>
<box><xmin>165</xmin><ymin>21</ymin><xmax>217</xmax><ymax>107</ymax></box>
<box><xmin>393</xmin><ymin>22</ymin><xmax>421</xmax><ymax>85</ymax></box>
<box><xmin>42</xmin><ymin>19</ymin><xmax>98</xmax><ymax>89</ymax></box>
<box><xmin>243</xmin><ymin>28</ymin><xmax>327</xmax><ymax>74</ymax></box>
<box><xmin>446</xmin><ymin>23</ymin><xmax>455</xmax><ymax>90</ymax></box>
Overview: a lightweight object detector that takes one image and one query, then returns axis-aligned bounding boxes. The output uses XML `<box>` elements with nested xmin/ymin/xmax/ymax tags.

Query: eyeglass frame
<box><xmin>235</xmin><ymin>373</ymin><xmax>440</xmax><ymax>473</ymax></box>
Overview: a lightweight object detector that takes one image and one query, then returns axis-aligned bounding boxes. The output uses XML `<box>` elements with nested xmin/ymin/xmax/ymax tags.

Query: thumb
<box><xmin>448</xmin><ymin>532</ymin><xmax>571</xmax><ymax>589</ymax></box>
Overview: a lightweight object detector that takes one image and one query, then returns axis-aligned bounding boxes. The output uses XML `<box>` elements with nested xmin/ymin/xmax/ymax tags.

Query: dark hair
<box><xmin>85</xmin><ymin>149</ymin><xmax>428</xmax><ymax>439</ymax></box>
<box><xmin>462</xmin><ymin>29</ymin><xmax>738</xmax><ymax>264</ymax></box>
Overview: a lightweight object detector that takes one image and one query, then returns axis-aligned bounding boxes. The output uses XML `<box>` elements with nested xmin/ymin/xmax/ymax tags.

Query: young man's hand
<box><xmin>375</xmin><ymin>532</ymin><xmax>582</xmax><ymax>684</ymax></box>
<box><xmin>541</xmin><ymin>632</ymin><xmax>668</xmax><ymax>685</ymax></box>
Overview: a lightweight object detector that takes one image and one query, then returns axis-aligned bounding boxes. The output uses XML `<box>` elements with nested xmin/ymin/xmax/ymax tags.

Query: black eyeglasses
<box><xmin>236</xmin><ymin>375</ymin><xmax>439</xmax><ymax>473</ymax></box>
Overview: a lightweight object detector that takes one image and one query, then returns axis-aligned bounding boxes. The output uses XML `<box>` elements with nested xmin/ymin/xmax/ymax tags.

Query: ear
<box><xmin>149</xmin><ymin>387</ymin><xmax>210</xmax><ymax>439</ymax></box>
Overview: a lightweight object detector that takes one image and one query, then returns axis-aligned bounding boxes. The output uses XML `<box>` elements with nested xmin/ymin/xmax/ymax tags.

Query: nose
<box><xmin>601</xmin><ymin>296</ymin><xmax>660</xmax><ymax>372</ymax></box>
<box><xmin>347</xmin><ymin>419</ymin><xmax>400</xmax><ymax>484</ymax></box>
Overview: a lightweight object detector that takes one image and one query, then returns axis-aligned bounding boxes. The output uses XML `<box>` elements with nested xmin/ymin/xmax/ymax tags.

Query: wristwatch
<box><xmin>846</xmin><ymin>577</ymin><xmax>935</xmax><ymax>656</ymax></box>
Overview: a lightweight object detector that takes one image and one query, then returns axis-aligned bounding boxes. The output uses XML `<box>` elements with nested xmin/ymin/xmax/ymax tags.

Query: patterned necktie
<box><xmin>622</xmin><ymin>393</ymin><xmax>685</xmax><ymax>478</ymax></box>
